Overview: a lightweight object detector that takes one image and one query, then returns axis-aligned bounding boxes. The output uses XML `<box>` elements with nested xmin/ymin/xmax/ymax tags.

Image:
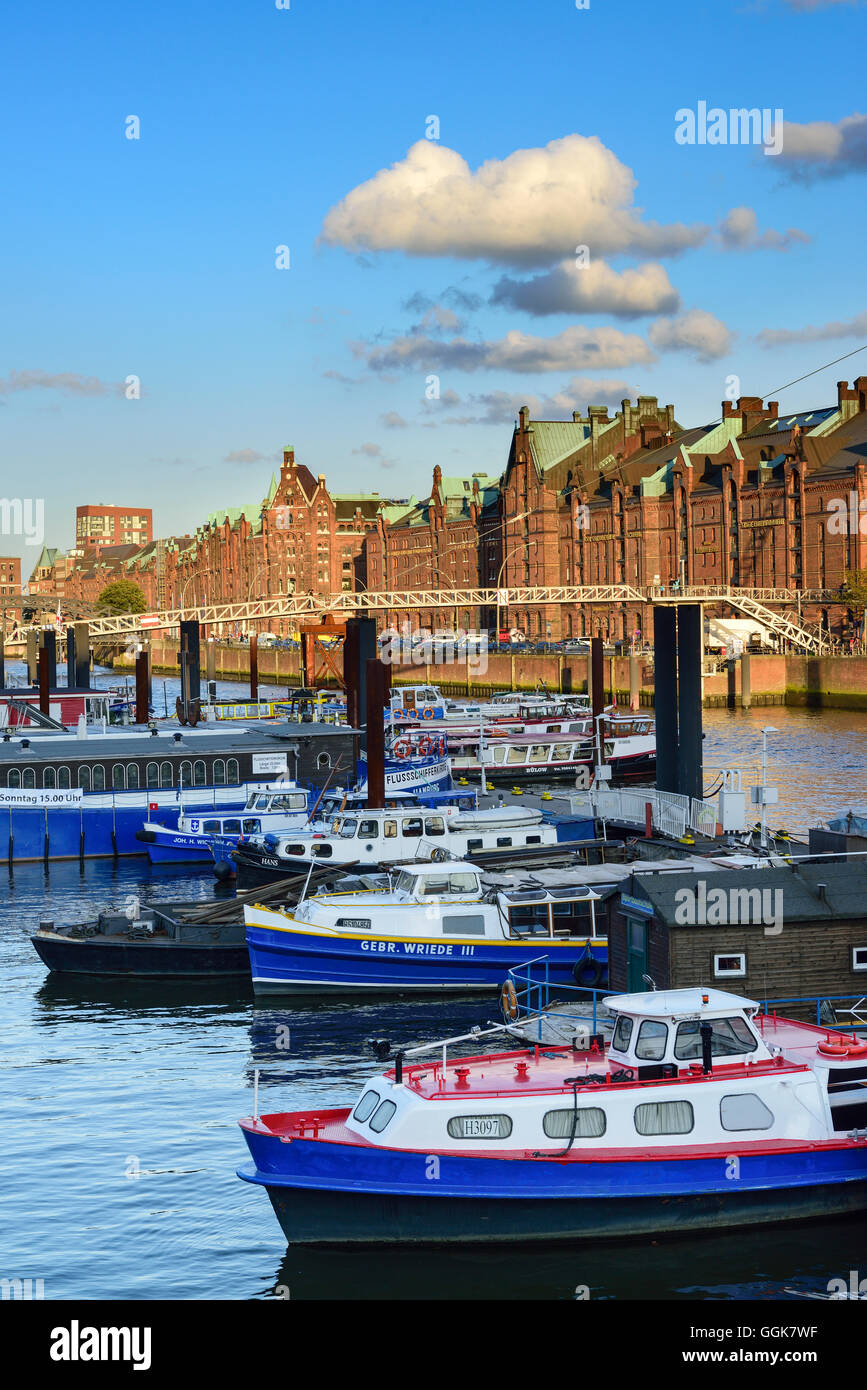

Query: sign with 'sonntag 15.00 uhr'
<box><xmin>0</xmin><ymin>788</ymin><xmax>84</xmax><ymax>808</ymax></box>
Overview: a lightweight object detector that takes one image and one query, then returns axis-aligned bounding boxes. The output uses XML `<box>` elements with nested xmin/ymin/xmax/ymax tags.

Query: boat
<box><xmin>135</xmin><ymin>782</ymin><xmax>313</xmax><ymax>865</ymax></box>
<box><xmin>31</xmin><ymin>898</ymin><xmax>251</xmax><ymax>977</ymax></box>
<box><xmin>244</xmin><ymin>859</ymin><xmax>607</xmax><ymax>995</ymax></box>
<box><xmin>237</xmin><ymin>986</ymin><xmax>867</xmax><ymax>1246</ymax></box>
<box><xmin>386</xmin><ymin>685</ymin><xmax>591</xmax><ymax>727</ymax></box>
<box><xmin>449</xmin><ymin>718</ymin><xmax>656</xmax><ymax>785</ymax></box>
<box><xmin>230</xmin><ymin>804</ymin><xmax>568</xmax><ymax>889</ymax></box>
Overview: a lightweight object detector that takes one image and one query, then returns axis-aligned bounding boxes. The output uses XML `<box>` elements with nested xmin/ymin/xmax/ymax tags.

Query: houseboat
<box><xmin>237</xmin><ymin>986</ymin><xmax>867</xmax><ymax>1246</ymax></box>
<box><xmin>244</xmin><ymin>859</ymin><xmax>607</xmax><ymax>995</ymax></box>
<box><xmin>0</xmin><ymin>687</ymin><xmax>113</xmax><ymax>729</ymax></box>
<box><xmin>230</xmin><ymin>804</ymin><xmax>565</xmax><ymax>889</ymax></box>
<box><xmin>0</xmin><ymin>720</ymin><xmax>356</xmax><ymax>863</ymax></box>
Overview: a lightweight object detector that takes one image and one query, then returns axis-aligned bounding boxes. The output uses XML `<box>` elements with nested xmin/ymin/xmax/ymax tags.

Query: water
<box><xmin>1</xmin><ymin>690</ymin><xmax>866</xmax><ymax>1298</ymax></box>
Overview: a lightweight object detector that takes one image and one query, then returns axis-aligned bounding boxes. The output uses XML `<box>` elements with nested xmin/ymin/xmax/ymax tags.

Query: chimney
<box><xmin>518</xmin><ymin>406</ymin><xmax>529</xmax><ymax>431</ymax></box>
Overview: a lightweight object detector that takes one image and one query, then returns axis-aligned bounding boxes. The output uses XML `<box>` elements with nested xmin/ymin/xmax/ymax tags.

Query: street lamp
<box><xmin>759</xmin><ymin>725</ymin><xmax>779</xmax><ymax>850</ymax></box>
<box><xmin>496</xmin><ymin>536</ymin><xmax>538</xmax><ymax>643</ymax></box>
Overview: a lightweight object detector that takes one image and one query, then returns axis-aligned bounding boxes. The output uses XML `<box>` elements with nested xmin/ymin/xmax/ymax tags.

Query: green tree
<box><xmin>97</xmin><ymin>579</ymin><xmax>147</xmax><ymax>615</ymax></box>
<box><xmin>841</xmin><ymin>569</ymin><xmax>867</xmax><ymax>610</ymax></box>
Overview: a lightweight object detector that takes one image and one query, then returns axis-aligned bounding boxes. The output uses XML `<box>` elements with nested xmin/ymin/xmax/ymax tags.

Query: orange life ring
<box><xmin>817</xmin><ymin>1041</ymin><xmax>849</xmax><ymax>1058</ymax></box>
<box><xmin>500</xmin><ymin>980</ymin><xmax>519</xmax><ymax>1022</ymax></box>
<box><xmin>393</xmin><ymin>739</ymin><xmax>411</xmax><ymax>759</ymax></box>
<box><xmin>845</xmin><ymin>1040</ymin><xmax>867</xmax><ymax>1057</ymax></box>
<box><xmin>422</xmin><ymin>707</ymin><xmax>434</xmax><ymax>719</ymax></box>
<box><xmin>403</xmin><ymin>708</ymin><xmax>418</xmax><ymax>720</ymax></box>
<box><xmin>418</xmin><ymin>736</ymin><xmax>433</xmax><ymax>756</ymax></box>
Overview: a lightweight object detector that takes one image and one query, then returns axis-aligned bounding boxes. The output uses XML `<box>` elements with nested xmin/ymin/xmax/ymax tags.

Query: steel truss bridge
<box><xmin>8</xmin><ymin>583</ymin><xmax>838</xmax><ymax>656</ymax></box>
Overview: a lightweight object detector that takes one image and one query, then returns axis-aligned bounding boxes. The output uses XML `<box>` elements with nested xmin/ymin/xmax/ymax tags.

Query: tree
<box><xmin>97</xmin><ymin>579</ymin><xmax>147</xmax><ymax>615</ymax></box>
<box><xmin>841</xmin><ymin>569</ymin><xmax>867</xmax><ymax>610</ymax></box>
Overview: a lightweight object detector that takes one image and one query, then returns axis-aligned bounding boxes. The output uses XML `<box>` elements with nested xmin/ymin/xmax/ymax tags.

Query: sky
<box><xmin>1</xmin><ymin>0</ymin><xmax>865</xmax><ymax>567</ymax></box>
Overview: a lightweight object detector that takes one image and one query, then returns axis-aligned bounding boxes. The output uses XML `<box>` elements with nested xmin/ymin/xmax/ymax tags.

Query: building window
<box><xmin>43</xmin><ymin>768</ymin><xmax>56</xmax><ymax>789</ymax></box>
<box><xmin>112</xmin><ymin>764</ymin><xmax>126</xmax><ymax>790</ymax></box>
<box><xmin>179</xmin><ymin>761</ymin><xmax>193</xmax><ymax>787</ymax></box>
<box><xmin>127</xmin><ymin>764</ymin><xmax>140</xmax><ymax>789</ymax></box>
<box><xmin>853</xmin><ymin>947</ymin><xmax>867</xmax><ymax>972</ymax></box>
<box><xmin>7</xmin><ymin>769</ymin><xmax>20</xmax><ymax>788</ymax></box>
<box><xmin>213</xmin><ymin>759</ymin><xmax>226</xmax><ymax>785</ymax></box>
<box><xmin>714</xmin><ymin>952</ymin><xmax>746</xmax><ymax>978</ymax></box>
<box><xmin>57</xmin><ymin>767</ymin><xmax>71</xmax><ymax>789</ymax></box>
<box><xmin>159</xmin><ymin>761</ymin><xmax>173</xmax><ymax>787</ymax></box>
<box><xmin>92</xmin><ymin>765</ymin><xmax>106</xmax><ymax>791</ymax></box>
<box><xmin>226</xmin><ymin>758</ymin><xmax>240</xmax><ymax>784</ymax></box>
<box><xmin>146</xmin><ymin>762</ymin><xmax>159</xmax><ymax>789</ymax></box>
<box><xmin>317</xmin><ymin>752</ymin><xmax>331</xmax><ymax>770</ymax></box>
<box><xmin>194</xmin><ymin>760</ymin><xmax>206</xmax><ymax>786</ymax></box>
<box><xmin>78</xmin><ymin>766</ymin><xmax>91</xmax><ymax>791</ymax></box>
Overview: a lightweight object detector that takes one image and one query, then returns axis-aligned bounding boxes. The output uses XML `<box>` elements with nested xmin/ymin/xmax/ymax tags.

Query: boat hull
<box><xmin>238</xmin><ymin>1133</ymin><xmax>867</xmax><ymax>1246</ymax></box>
<box><xmin>31</xmin><ymin>933</ymin><xmax>250</xmax><ymax>978</ymax></box>
<box><xmin>245</xmin><ymin>922</ymin><xmax>607</xmax><ymax>995</ymax></box>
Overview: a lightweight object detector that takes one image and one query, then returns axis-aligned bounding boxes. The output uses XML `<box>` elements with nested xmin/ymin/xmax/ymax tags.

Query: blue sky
<box><xmin>1</xmin><ymin>0</ymin><xmax>865</xmax><ymax>565</ymax></box>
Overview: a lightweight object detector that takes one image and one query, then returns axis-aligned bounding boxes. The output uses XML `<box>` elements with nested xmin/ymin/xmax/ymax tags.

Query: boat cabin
<box><xmin>605</xmin><ymin>988</ymin><xmax>770</xmax><ymax>1077</ymax></box>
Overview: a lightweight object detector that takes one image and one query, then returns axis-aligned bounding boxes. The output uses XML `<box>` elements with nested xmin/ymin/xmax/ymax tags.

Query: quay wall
<box><xmin>112</xmin><ymin>641</ymin><xmax>867</xmax><ymax>710</ymax></box>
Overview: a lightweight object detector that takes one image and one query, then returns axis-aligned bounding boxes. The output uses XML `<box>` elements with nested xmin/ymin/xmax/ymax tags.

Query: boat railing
<box><xmin>507</xmin><ymin>955</ymin><xmax>607</xmax><ymax>1041</ymax></box>
<box><xmin>758</xmin><ymin>995</ymin><xmax>867</xmax><ymax>1029</ymax></box>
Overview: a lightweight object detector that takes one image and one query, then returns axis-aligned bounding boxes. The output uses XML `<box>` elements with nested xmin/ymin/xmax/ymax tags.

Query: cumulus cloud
<box><xmin>648</xmin><ymin>310</ymin><xmax>733</xmax><ymax>362</ymax></box>
<box><xmin>224</xmin><ymin>448</ymin><xmax>271</xmax><ymax>464</ymax></box>
<box><xmin>0</xmin><ymin>369</ymin><xmax>127</xmax><ymax>397</ymax></box>
<box><xmin>403</xmin><ymin>286</ymin><xmax>484</xmax><ymax>315</ymax></box>
<box><xmin>380</xmin><ymin>411</ymin><xmax>409</xmax><ymax>428</ymax></box>
<box><xmin>355</xmin><ymin>324</ymin><xmax>655</xmax><ymax>374</ymax></box>
<box><xmin>352</xmin><ymin>441</ymin><xmax>398</xmax><ymax>469</ymax></box>
<box><xmin>774</xmin><ymin>112</ymin><xmax>867</xmax><ymax>178</ymax></box>
<box><xmin>718</xmin><ymin>206</ymin><xmax>810</xmax><ymax>250</ymax></box>
<box><xmin>756</xmin><ymin>309</ymin><xmax>867</xmax><ymax>347</ymax></box>
<box><xmin>491</xmin><ymin>258</ymin><xmax>680</xmax><ymax>318</ymax></box>
<box><xmin>321</xmin><ymin>136</ymin><xmax>711</xmax><ymax>268</ymax></box>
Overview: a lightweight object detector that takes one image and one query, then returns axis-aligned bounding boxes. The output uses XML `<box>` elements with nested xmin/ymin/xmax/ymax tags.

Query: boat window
<box><xmin>194</xmin><ymin>760</ymin><xmax>206</xmax><ymax>786</ymax></box>
<box><xmin>674</xmin><ymin>1017</ymin><xmax>757</xmax><ymax>1060</ymax></box>
<box><xmin>213</xmin><ymin>759</ymin><xmax>226</xmax><ymax>786</ymax></box>
<box><xmin>491</xmin><ymin>746</ymin><xmax>506</xmax><ymax>763</ymax></box>
<box><xmin>551</xmin><ymin>743</ymin><xmax>572</xmax><ymax>761</ymax></box>
<box><xmin>424</xmin><ymin>816</ymin><xmax>445</xmax><ymax>837</ymax></box>
<box><xmin>467</xmin><ymin>838</ymin><xmax>483</xmax><ymax>852</ymax></box>
<box><xmin>77</xmin><ymin>766</ymin><xmax>91</xmax><ymax>791</ymax></box>
<box><xmin>223</xmin><ymin>820</ymin><xmax>241</xmax><ymax>835</ymax></box>
<box><xmin>612</xmin><ymin>1016</ymin><xmax>633</xmax><ymax>1051</ymax></box>
<box><xmin>126</xmin><ymin>764</ymin><xmax>139</xmax><ymax>790</ymax></box>
<box><xmin>496</xmin><ymin>836</ymin><xmax>512</xmax><ymax>848</ymax></box>
<box><xmin>180</xmin><ymin>761</ymin><xmax>193</xmax><ymax>787</ymax></box>
<box><xmin>112</xmin><ymin>764</ymin><xmax>126</xmax><ymax>790</ymax></box>
<box><xmin>543</xmin><ymin>1107</ymin><xmax>606</xmax><ymax>1139</ymax></box>
<box><xmin>393</xmin><ymin>870</ymin><xmax>415</xmax><ymax>893</ymax></box>
<box><xmin>635</xmin><ymin>1020</ymin><xmax>668</xmax><ymax>1061</ymax></box>
<box><xmin>720</xmin><ymin>1093</ymin><xmax>774</xmax><ymax>1132</ymax></box>
<box><xmin>242</xmin><ymin>819</ymin><xmax>261</xmax><ymax>834</ymax></box>
<box><xmin>508</xmin><ymin>904</ymin><xmax>550</xmax><ymax>938</ymax></box>
<box><xmin>383</xmin><ymin>820</ymin><xmax>398</xmax><ymax>838</ymax></box>
<box><xmin>358</xmin><ymin>819</ymin><xmax>379</xmax><ymax>838</ymax></box>
<box><xmin>442</xmin><ymin>914</ymin><xmax>486</xmax><ymax>935</ymax></box>
<box><xmin>203</xmin><ymin>820</ymin><xmax>221</xmax><ymax>834</ymax></box>
<box><xmin>446</xmin><ymin>1114</ymin><xmax>513</xmax><ymax>1140</ymax></box>
<box><xmin>312</xmin><ymin>844</ymin><xmax>332</xmax><ymax>857</ymax></box>
<box><xmin>369</xmin><ymin>1100</ymin><xmax>397</xmax><ymax>1134</ymax></box>
<box><xmin>43</xmin><ymin>767</ymin><xmax>56</xmax><ymax>789</ymax></box>
<box><xmin>256</xmin><ymin>796</ymin><xmax>271</xmax><ymax>809</ymax></box>
<box><xmin>530</xmin><ymin>744</ymin><xmax>549</xmax><ymax>762</ymax></box>
<box><xmin>338</xmin><ymin>819</ymin><xmax>358</xmax><ymax>838</ymax></box>
<box><xmin>57</xmin><ymin>766</ymin><xmax>71</xmax><ymax>789</ymax></box>
<box><xmin>353</xmin><ymin>1089</ymin><xmax>380</xmax><ymax>1122</ymax></box>
<box><xmin>227</xmin><ymin>759</ymin><xmax>240</xmax><ymax>785</ymax></box>
<box><xmin>506</xmin><ymin>746</ymin><xmax>528</xmax><ymax>764</ymax></box>
<box><xmin>526</xmin><ymin>835</ymin><xmax>542</xmax><ymax>845</ymax></box>
<box><xmin>146</xmin><ymin>762</ymin><xmax>159</xmax><ymax>789</ymax></box>
<box><xmin>634</xmin><ymin>1100</ymin><xmax>694</xmax><ymax>1136</ymax></box>
<box><xmin>402</xmin><ymin>817</ymin><xmax>423</xmax><ymax>838</ymax></box>
<box><xmin>284</xmin><ymin>844</ymin><xmax>306</xmax><ymax>855</ymax></box>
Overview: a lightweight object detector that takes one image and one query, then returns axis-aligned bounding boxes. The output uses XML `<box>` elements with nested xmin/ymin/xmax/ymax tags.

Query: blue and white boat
<box><xmin>136</xmin><ymin>783</ymin><xmax>313</xmax><ymax>865</ymax></box>
<box><xmin>244</xmin><ymin>859</ymin><xmax>606</xmax><ymax>995</ymax></box>
<box><xmin>238</xmin><ymin>987</ymin><xmax>867</xmax><ymax>1245</ymax></box>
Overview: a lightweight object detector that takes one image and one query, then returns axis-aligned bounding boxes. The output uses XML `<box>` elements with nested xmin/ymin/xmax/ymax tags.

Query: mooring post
<box><xmin>135</xmin><ymin>649</ymin><xmax>149</xmax><ymax>724</ymax></box>
<box><xmin>249</xmin><ymin>632</ymin><xmax>258</xmax><ymax>702</ymax></box>
<box><xmin>38</xmin><ymin>646</ymin><xmax>50</xmax><ymax>716</ymax></box>
<box><xmin>365</xmin><ymin>658</ymin><xmax>390</xmax><ymax>809</ymax></box>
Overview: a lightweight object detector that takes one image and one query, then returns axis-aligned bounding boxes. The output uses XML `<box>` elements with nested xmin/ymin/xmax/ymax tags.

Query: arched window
<box><xmin>194</xmin><ymin>760</ymin><xmax>206</xmax><ymax>786</ymax></box>
<box><xmin>22</xmin><ymin>767</ymin><xmax>35</xmax><ymax>788</ymax></box>
<box><xmin>43</xmin><ymin>767</ymin><xmax>56</xmax><ymax>789</ymax></box>
<box><xmin>112</xmin><ymin>764</ymin><xmax>126</xmax><ymax>790</ymax></box>
<box><xmin>212</xmin><ymin>759</ymin><xmax>226</xmax><ymax>785</ymax></box>
<box><xmin>226</xmin><ymin>758</ymin><xmax>240</xmax><ymax>785</ymax></box>
<box><xmin>146</xmin><ymin>762</ymin><xmax>159</xmax><ymax>789</ymax></box>
<box><xmin>317</xmin><ymin>752</ymin><xmax>331</xmax><ymax>770</ymax></box>
<box><xmin>78</xmin><ymin>766</ymin><xmax>91</xmax><ymax>791</ymax></box>
<box><xmin>92</xmin><ymin>765</ymin><xmax>106</xmax><ymax>792</ymax></box>
<box><xmin>127</xmin><ymin>764</ymin><xmax>140</xmax><ymax>789</ymax></box>
<box><xmin>57</xmin><ymin>767</ymin><xmax>70</xmax><ymax>789</ymax></box>
<box><xmin>7</xmin><ymin>769</ymin><xmax>20</xmax><ymax>788</ymax></box>
<box><xmin>179</xmin><ymin>761</ymin><xmax>193</xmax><ymax>787</ymax></box>
<box><xmin>159</xmin><ymin>761</ymin><xmax>173</xmax><ymax>787</ymax></box>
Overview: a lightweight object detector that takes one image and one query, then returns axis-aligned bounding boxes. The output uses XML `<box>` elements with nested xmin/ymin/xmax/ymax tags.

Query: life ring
<box><xmin>403</xmin><ymin>709</ymin><xmax>418</xmax><ymax>720</ymax></box>
<box><xmin>418</xmin><ymin>736</ymin><xmax>433</xmax><ymax>756</ymax></box>
<box><xmin>573</xmin><ymin>957</ymin><xmax>604</xmax><ymax>989</ymax></box>
<box><xmin>845</xmin><ymin>1040</ymin><xmax>867</xmax><ymax>1057</ymax></box>
<box><xmin>500</xmin><ymin>980</ymin><xmax>519</xmax><ymax>1022</ymax></box>
<box><xmin>393</xmin><ymin>739</ymin><xmax>411</xmax><ymax>759</ymax></box>
<box><xmin>422</xmin><ymin>707</ymin><xmax>434</xmax><ymax>719</ymax></box>
<box><xmin>817</xmin><ymin>1041</ymin><xmax>850</xmax><ymax>1058</ymax></box>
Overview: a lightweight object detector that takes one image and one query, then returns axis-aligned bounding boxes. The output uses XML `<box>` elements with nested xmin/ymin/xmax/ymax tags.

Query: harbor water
<box><xmin>2</xmin><ymin>673</ymin><xmax>866</xmax><ymax>1298</ymax></box>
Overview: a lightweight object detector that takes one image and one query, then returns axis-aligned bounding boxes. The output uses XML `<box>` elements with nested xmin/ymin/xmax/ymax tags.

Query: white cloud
<box><xmin>321</xmin><ymin>136</ymin><xmax>711</xmax><ymax>267</ymax></box>
<box><xmin>0</xmin><ymin>369</ymin><xmax>126</xmax><ymax>397</ymax></box>
<box><xmin>380</xmin><ymin>411</ymin><xmax>409</xmax><ymax>428</ymax></box>
<box><xmin>439</xmin><ymin>377</ymin><xmax>641</xmax><ymax>425</ymax></box>
<box><xmin>775</xmin><ymin>112</ymin><xmax>867</xmax><ymax>178</ymax></box>
<box><xmin>490</xmin><ymin>258</ymin><xmax>681</xmax><ymax>317</ymax></box>
<box><xmin>356</xmin><ymin>324</ymin><xmax>656</xmax><ymax>374</ymax></box>
<box><xmin>756</xmin><ymin>309</ymin><xmax>867</xmax><ymax>346</ymax></box>
<box><xmin>648</xmin><ymin>310</ymin><xmax>733</xmax><ymax>362</ymax></box>
<box><xmin>718</xmin><ymin>206</ymin><xmax>810</xmax><ymax>250</ymax></box>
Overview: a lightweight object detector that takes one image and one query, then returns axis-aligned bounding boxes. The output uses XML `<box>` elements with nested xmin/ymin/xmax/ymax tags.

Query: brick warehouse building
<box><xmin>29</xmin><ymin>378</ymin><xmax>867</xmax><ymax>644</ymax></box>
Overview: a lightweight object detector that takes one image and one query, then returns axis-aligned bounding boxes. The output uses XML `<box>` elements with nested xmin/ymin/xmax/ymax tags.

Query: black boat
<box><xmin>31</xmin><ymin>900</ymin><xmax>250</xmax><ymax>978</ymax></box>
